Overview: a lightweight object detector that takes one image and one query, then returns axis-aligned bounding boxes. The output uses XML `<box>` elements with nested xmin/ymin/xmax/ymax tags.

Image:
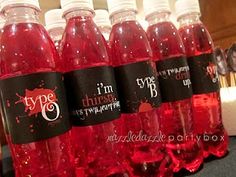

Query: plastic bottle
<box><xmin>0</xmin><ymin>0</ymin><xmax>74</xmax><ymax>176</ymax></box>
<box><xmin>94</xmin><ymin>9</ymin><xmax>111</xmax><ymax>42</ymax></box>
<box><xmin>45</xmin><ymin>9</ymin><xmax>66</xmax><ymax>51</ymax></box>
<box><xmin>60</xmin><ymin>0</ymin><xmax>128</xmax><ymax>176</ymax></box>
<box><xmin>108</xmin><ymin>0</ymin><xmax>173</xmax><ymax>176</ymax></box>
<box><xmin>176</xmin><ymin>0</ymin><xmax>229</xmax><ymax>158</ymax></box>
<box><xmin>144</xmin><ymin>0</ymin><xmax>203</xmax><ymax>172</ymax></box>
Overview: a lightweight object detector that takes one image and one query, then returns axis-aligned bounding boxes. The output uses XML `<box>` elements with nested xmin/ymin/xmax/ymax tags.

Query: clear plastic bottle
<box><xmin>45</xmin><ymin>9</ymin><xmax>66</xmax><ymax>51</ymax></box>
<box><xmin>60</xmin><ymin>0</ymin><xmax>128</xmax><ymax>176</ymax></box>
<box><xmin>0</xmin><ymin>0</ymin><xmax>74</xmax><ymax>176</ymax></box>
<box><xmin>108</xmin><ymin>0</ymin><xmax>173</xmax><ymax>177</ymax></box>
<box><xmin>144</xmin><ymin>0</ymin><xmax>203</xmax><ymax>172</ymax></box>
<box><xmin>94</xmin><ymin>9</ymin><xmax>111</xmax><ymax>42</ymax></box>
<box><xmin>176</xmin><ymin>0</ymin><xmax>229</xmax><ymax>158</ymax></box>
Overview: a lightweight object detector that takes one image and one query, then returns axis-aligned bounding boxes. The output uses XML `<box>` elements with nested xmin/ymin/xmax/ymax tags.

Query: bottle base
<box><xmin>128</xmin><ymin>153</ymin><xmax>173</xmax><ymax>177</ymax></box>
<box><xmin>166</xmin><ymin>140</ymin><xmax>203</xmax><ymax>173</ymax></box>
<box><xmin>201</xmin><ymin>130</ymin><xmax>229</xmax><ymax>158</ymax></box>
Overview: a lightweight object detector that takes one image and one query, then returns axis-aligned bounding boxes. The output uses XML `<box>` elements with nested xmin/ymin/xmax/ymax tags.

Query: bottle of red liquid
<box><xmin>108</xmin><ymin>0</ymin><xmax>173</xmax><ymax>176</ymax></box>
<box><xmin>0</xmin><ymin>11</ymin><xmax>18</xmax><ymax>175</ymax></box>
<box><xmin>94</xmin><ymin>9</ymin><xmax>111</xmax><ymax>42</ymax></box>
<box><xmin>60</xmin><ymin>0</ymin><xmax>128</xmax><ymax>176</ymax></box>
<box><xmin>144</xmin><ymin>0</ymin><xmax>203</xmax><ymax>172</ymax></box>
<box><xmin>176</xmin><ymin>0</ymin><xmax>229</xmax><ymax>158</ymax></box>
<box><xmin>45</xmin><ymin>9</ymin><xmax>66</xmax><ymax>52</ymax></box>
<box><xmin>0</xmin><ymin>0</ymin><xmax>74</xmax><ymax>176</ymax></box>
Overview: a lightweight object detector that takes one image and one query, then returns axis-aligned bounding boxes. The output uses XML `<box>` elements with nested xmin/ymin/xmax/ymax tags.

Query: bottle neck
<box><xmin>98</xmin><ymin>25</ymin><xmax>111</xmax><ymax>41</ymax></box>
<box><xmin>146</xmin><ymin>12</ymin><xmax>171</xmax><ymax>26</ymax></box>
<box><xmin>178</xmin><ymin>13</ymin><xmax>201</xmax><ymax>28</ymax></box>
<box><xmin>48</xmin><ymin>27</ymin><xmax>65</xmax><ymax>42</ymax></box>
<box><xmin>110</xmin><ymin>11</ymin><xmax>136</xmax><ymax>25</ymax></box>
<box><xmin>4</xmin><ymin>6</ymin><xmax>40</xmax><ymax>26</ymax></box>
<box><xmin>64</xmin><ymin>9</ymin><xmax>94</xmax><ymax>22</ymax></box>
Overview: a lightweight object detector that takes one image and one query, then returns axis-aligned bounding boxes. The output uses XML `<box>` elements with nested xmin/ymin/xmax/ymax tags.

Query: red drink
<box><xmin>108</xmin><ymin>0</ymin><xmax>173</xmax><ymax>176</ymax></box>
<box><xmin>0</xmin><ymin>1</ymin><xmax>74</xmax><ymax>177</ymax></box>
<box><xmin>60</xmin><ymin>0</ymin><xmax>128</xmax><ymax>176</ymax></box>
<box><xmin>176</xmin><ymin>0</ymin><xmax>228</xmax><ymax>158</ymax></box>
<box><xmin>144</xmin><ymin>0</ymin><xmax>203</xmax><ymax>172</ymax></box>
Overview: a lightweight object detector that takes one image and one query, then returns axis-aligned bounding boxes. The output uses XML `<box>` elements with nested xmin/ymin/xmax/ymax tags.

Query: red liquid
<box><xmin>0</xmin><ymin>23</ymin><xmax>74</xmax><ymax>177</ymax></box>
<box><xmin>147</xmin><ymin>21</ymin><xmax>203</xmax><ymax>172</ymax></box>
<box><xmin>178</xmin><ymin>23</ymin><xmax>229</xmax><ymax>158</ymax></box>
<box><xmin>109</xmin><ymin>20</ymin><xmax>173</xmax><ymax>177</ymax></box>
<box><xmin>60</xmin><ymin>16</ymin><xmax>128</xmax><ymax>177</ymax></box>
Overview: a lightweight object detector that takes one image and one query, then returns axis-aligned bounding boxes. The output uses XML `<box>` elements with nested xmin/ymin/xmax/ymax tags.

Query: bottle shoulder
<box><xmin>146</xmin><ymin>21</ymin><xmax>186</xmax><ymax>60</ymax></box>
<box><xmin>178</xmin><ymin>22</ymin><xmax>214</xmax><ymax>56</ymax></box>
<box><xmin>60</xmin><ymin>17</ymin><xmax>110</xmax><ymax>71</ymax></box>
<box><xmin>0</xmin><ymin>23</ymin><xmax>60</xmax><ymax>76</ymax></box>
<box><xmin>109</xmin><ymin>20</ymin><xmax>152</xmax><ymax>65</ymax></box>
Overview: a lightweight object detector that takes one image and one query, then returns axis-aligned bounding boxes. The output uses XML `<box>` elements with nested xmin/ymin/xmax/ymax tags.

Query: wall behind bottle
<box><xmin>199</xmin><ymin>0</ymin><xmax>236</xmax><ymax>49</ymax></box>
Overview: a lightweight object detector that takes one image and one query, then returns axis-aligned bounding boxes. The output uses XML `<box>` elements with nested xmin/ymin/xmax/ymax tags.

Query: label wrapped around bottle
<box><xmin>156</xmin><ymin>56</ymin><xmax>193</xmax><ymax>102</ymax></box>
<box><xmin>64</xmin><ymin>66</ymin><xmax>120</xmax><ymax>126</ymax></box>
<box><xmin>188</xmin><ymin>53</ymin><xmax>220</xmax><ymax>94</ymax></box>
<box><xmin>0</xmin><ymin>72</ymin><xmax>71</xmax><ymax>144</ymax></box>
<box><xmin>114</xmin><ymin>60</ymin><xmax>162</xmax><ymax>113</ymax></box>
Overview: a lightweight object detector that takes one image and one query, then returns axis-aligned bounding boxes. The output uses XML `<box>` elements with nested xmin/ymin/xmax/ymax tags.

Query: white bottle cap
<box><xmin>45</xmin><ymin>9</ymin><xmax>66</xmax><ymax>31</ymax></box>
<box><xmin>107</xmin><ymin>0</ymin><xmax>137</xmax><ymax>17</ymax></box>
<box><xmin>1</xmin><ymin>0</ymin><xmax>40</xmax><ymax>12</ymax></box>
<box><xmin>60</xmin><ymin>0</ymin><xmax>94</xmax><ymax>16</ymax></box>
<box><xmin>175</xmin><ymin>0</ymin><xmax>201</xmax><ymax>20</ymax></box>
<box><xmin>0</xmin><ymin>0</ymin><xmax>4</xmax><ymax>8</ymax></box>
<box><xmin>143</xmin><ymin>0</ymin><xmax>171</xmax><ymax>19</ymax></box>
<box><xmin>94</xmin><ymin>9</ymin><xmax>111</xmax><ymax>27</ymax></box>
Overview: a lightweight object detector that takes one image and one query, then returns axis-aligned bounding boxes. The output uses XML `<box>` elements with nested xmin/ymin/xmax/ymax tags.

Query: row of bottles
<box><xmin>0</xmin><ymin>0</ymin><xmax>229</xmax><ymax>177</ymax></box>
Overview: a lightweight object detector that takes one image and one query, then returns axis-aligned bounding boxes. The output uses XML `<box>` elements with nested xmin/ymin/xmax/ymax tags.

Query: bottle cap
<box><xmin>0</xmin><ymin>15</ymin><xmax>5</xmax><ymax>28</ymax></box>
<box><xmin>1</xmin><ymin>0</ymin><xmax>40</xmax><ymax>12</ymax></box>
<box><xmin>143</xmin><ymin>0</ymin><xmax>171</xmax><ymax>19</ymax></box>
<box><xmin>175</xmin><ymin>0</ymin><xmax>201</xmax><ymax>20</ymax></box>
<box><xmin>107</xmin><ymin>0</ymin><xmax>137</xmax><ymax>17</ymax></box>
<box><xmin>45</xmin><ymin>9</ymin><xmax>66</xmax><ymax>31</ymax></box>
<box><xmin>94</xmin><ymin>9</ymin><xmax>111</xmax><ymax>27</ymax></box>
<box><xmin>60</xmin><ymin>0</ymin><xmax>94</xmax><ymax>16</ymax></box>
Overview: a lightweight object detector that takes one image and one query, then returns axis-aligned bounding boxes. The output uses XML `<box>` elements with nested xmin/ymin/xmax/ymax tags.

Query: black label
<box><xmin>64</xmin><ymin>66</ymin><xmax>120</xmax><ymax>126</ymax></box>
<box><xmin>188</xmin><ymin>53</ymin><xmax>220</xmax><ymax>94</ymax></box>
<box><xmin>115</xmin><ymin>60</ymin><xmax>161</xmax><ymax>113</ymax></box>
<box><xmin>157</xmin><ymin>56</ymin><xmax>193</xmax><ymax>102</ymax></box>
<box><xmin>0</xmin><ymin>72</ymin><xmax>71</xmax><ymax>144</ymax></box>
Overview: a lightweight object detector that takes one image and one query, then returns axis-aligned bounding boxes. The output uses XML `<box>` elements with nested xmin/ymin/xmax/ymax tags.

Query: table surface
<box><xmin>2</xmin><ymin>137</ymin><xmax>236</xmax><ymax>177</ymax></box>
<box><xmin>175</xmin><ymin>137</ymin><xmax>236</xmax><ymax>177</ymax></box>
